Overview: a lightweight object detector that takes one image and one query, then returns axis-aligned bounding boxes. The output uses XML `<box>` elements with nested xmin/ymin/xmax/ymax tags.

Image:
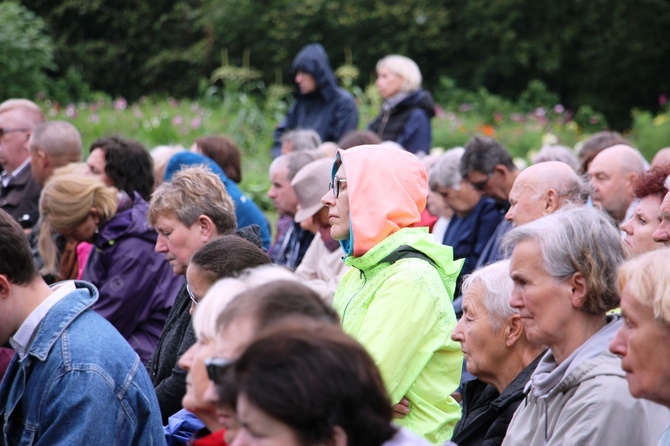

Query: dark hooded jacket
<box><xmin>271</xmin><ymin>43</ymin><xmax>358</xmax><ymax>157</ymax></box>
<box><xmin>368</xmin><ymin>89</ymin><xmax>435</xmax><ymax>155</ymax></box>
<box><xmin>82</xmin><ymin>192</ymin><xmax>183</xmax><ymax>364</ymax></box>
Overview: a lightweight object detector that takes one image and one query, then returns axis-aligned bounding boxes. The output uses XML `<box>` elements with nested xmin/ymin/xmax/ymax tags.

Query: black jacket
<box><xmin>451</xmin><ymin>352</ymin><xmax>544</xmax><ymax>446</ymax></box>
<box><xmin>271</xmin><ymin>43</ymin><xmax>358</xmax><ymax>157</ymax></box>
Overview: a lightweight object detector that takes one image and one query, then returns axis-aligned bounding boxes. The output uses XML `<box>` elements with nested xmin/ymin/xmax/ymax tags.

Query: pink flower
<box><xmin>190</xmin><ymin>117</ymin><xmax>201</xmax><ymax>129</ymax></box>
<box><xmin>113</xmin><ymin>97</ymin><xmax>127</xmax><ymax>110</ymax></box>
<box><xmin>66</xmin><ymin>104</ymin><xmax>77</xmax><ymax>118</ymax></box>
<box><xmin>554</xmin><ymin>104</ymin><xmax>565</xmax><ymax>114</ymax></box>
<box><xmin>660</xmin><ymin>94</ymin><xmax>667</xmax><ymax>106</ymax></box>
<box><xmin>172</xmin><ymin>115</ymin><xmax>183</xmax><ymax>125</ymax></box>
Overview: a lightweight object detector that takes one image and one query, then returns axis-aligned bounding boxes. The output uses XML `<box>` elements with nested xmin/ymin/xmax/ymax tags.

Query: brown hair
<box><xmin>190</xmin><ymin>235</ymin><xmax>270</xmax><ymax>286</ymax></box>
<box><xmin>230</xmin><ymin>320</ymin><xmax>397</xmax><ymax>445</ymax></box>
<box><xmin>0</xmin><ymin>209</ymin><xmax>38</xmax><ymax>285</ymax></box>
<box><xmin>633</xmin><ymin>165</ymin><xmax>670</xmax><ymax>199</ymax></box>
<box><xmin>194</xmin><ymin>136</ymin><xmax>242</xmax><ymax>183</ymax></box>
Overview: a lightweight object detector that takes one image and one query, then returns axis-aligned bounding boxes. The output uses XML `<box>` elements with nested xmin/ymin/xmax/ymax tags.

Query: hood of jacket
<box><xmin>291</xmin><ymin>43</ymin><xmax>339</xmax><ymax>101</ymax></box>
<box><xmin>96</xmin><ymin>192</ymin><xmax>157</xmax><ymax>248</ymax></box>
<box><xmin>389</xmin><ymin>89</ymin><xmax>436</xmax><ymax>119</ymax></box>
<box><xmin>530</xmin><ymin>316</ymin><xmax>623</xmax><ymax>398</ymax></box>
<box><xmin>333</xmin><ymin>145</ymin><xmax>428</xmax><ymax>258</ymax></box>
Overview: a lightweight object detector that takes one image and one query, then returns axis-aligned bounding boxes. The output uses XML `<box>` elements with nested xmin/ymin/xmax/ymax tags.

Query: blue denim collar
<box><xmin>27</xmin><ymin>281</ymin><xmax>99</xmax><ymax>362</ymax></box>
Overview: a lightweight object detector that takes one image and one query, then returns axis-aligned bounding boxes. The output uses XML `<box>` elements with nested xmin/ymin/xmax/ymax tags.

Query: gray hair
<box><xmin>531</xmin><ymin>145</ymin><xmax>580</xmax><ymax>172</ymax></box>
<box><xmin>429</xmin><ymin>147</ymin><xmax>465</xmax><ymax>190</ymax></box>
<box><xmin>270</xmin><ymin>151</ymin><xmax>322</xmax><ymax>182</ymax></box>
<box><xmin>376</xmin><ymin>55</ymin><xmax>422</xmax><ymax>92</ymax></box>
<box><xmin>280</xmin><ymin>129</ymin><xmax>322</xmax><ymax>152</ymax></box>
<box><xmin>30</xmin><ymin>121</ymin><xmax>82</xmax><ymax>161</ymax></box>
<box><xmin>502</xmin><ymin>206</ymin><xmax>625</xmax><ymax>314</ymax></box>
<box><xmin>461</xmin><ymin>260</ymin><xmax>517</xmax><ymax>332</ymax></box>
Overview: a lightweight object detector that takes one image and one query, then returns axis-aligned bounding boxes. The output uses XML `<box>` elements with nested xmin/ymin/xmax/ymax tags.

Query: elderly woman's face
<box><xmin>509</xmin><ymin>240</ymin><xmax>575</xmax><ymax>348</ymax></box>
<box><xmin>609</xmin><ymin>284</ymin><xmax>670</xmax><ymax>406</ymax></box>
<box><xmin>451</xmin><ymin>281</ymin><xmax>509</xmax><ymax>385</ymax></box>
<box><xmin>154</xmin><ymin>212</ymin><xmax>208</xmax><ymax>275</ymax></box>
<box><xmin>375</xmin><ymin>65</ymin><xmax>404</xmax><ymax>99</ymax></box>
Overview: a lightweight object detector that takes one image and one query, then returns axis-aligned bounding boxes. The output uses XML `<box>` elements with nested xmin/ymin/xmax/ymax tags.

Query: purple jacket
<box><xmin>82</xmin><ymin>192</ymin><xmax>183</xmax><ymax>363</ymax></box>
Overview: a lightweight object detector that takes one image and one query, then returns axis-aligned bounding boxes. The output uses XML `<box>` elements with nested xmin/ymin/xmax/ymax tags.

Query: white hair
<box><xmin>376</xmin><ymin>55</ymin><xmax>422</xmax><ymax>91</ymax></box>
<box><xmin>429</xmin><ymin>147</ymin><xmax>465</xmax><ymax>190</ymax></box>
<box><xmin>461</xmin><ymin>260</ymin><xmax>517</xmax><ymax>332</ymax></box>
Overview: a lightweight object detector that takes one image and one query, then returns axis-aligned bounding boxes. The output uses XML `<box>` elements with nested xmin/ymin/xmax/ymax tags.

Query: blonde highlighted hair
<box><xmin>38</xmin><ymin>174</ymin><xmax>119</xmax><ymax>275</ymax></box>
<box><xmin>618</xmin><ymin>248</ymin><xmax>670</xmax><ymax>325</ymax></box>
<box><xmin>148</xmin><ymin>165</ymin><xmax>237</xmax><ymax>234</ymax></box>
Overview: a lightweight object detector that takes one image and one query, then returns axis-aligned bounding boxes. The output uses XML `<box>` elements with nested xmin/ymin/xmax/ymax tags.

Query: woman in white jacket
<box><xmin>500</xmin><ymin>207</ymin><xmax>669</xmax><ymax>446</ymax></box>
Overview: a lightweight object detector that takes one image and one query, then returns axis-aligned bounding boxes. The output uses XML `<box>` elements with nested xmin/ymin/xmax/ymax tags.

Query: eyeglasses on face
<box><xmin>470</xmin><ymin>171</ymin><xmax>494</xmax><ymax>192</ymax></box>
<box><xmin>328</xmin><ymin>176</ymin><xmax>347</xmax><ymax>198</ymax></box>
<box><xmin>0</xmin><ymin>128</ymin><xmax>28</xmax><ymax>139</ymax></box>
<box><xmin>186</xmin><ymin>283</ymin><xmax>200</xmax><ymax>306</ymax></box>
<box><xmin>204</xmin><ymin>357</ymin><xmax>235</xmax><ymax>383</ymax></box>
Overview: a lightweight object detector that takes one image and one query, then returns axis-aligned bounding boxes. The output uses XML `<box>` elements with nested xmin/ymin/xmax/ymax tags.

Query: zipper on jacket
<box><xmin>341</xmin><ymin>269</ymin><xmax>367</xmax><ymax>321</ymax></box>
<box><xmin>377</xmin><ymin>111</ymin><xmax>391</xmax><ymax>137</ymax></box>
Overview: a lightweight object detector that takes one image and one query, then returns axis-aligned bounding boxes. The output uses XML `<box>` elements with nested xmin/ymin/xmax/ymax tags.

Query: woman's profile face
<box><xmin>375</xmin><ymin>65</ymin><xmax>404</xmax><ymax>99</ymax></box>
<box><xmin>55</xmin><ymin>210</ymin><xmax>100</xmax><ymax>243</ymax></box>
<box><xmin>231</xmin><ymin>394</ymin><xmax>303</xmax><ymax>446</ymax></box>
<box><xmin>509</xmin><ymin>240</ymin><xmax>575</xmax><ymax>348</ymax></box>
<box><xmin>620</xmin><ymin>195</ymin><xmax>665</xmax><ymax>256</ymax></box>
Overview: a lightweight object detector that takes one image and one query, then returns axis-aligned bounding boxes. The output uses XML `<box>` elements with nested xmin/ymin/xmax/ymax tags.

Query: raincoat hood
<box><xmin>291</xmin><ymin>43</ymin><xmax>339</xmax><ymax>101</ymax></box>
<box><xmin>333</xmin><ymin>145</ymin><xmax>428</xmax><ymax>257</ymax></box>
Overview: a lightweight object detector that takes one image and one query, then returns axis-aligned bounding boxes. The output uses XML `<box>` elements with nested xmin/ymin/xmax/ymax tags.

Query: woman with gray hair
<box><xmin>501</xmin><ymin>207</ymin><xmax>669</xmax><ymax>445</ymax></box>
<box><xmin>368</xmin><ymin>55</ymin><xmax>435</xmax><ymax>155</ymax></box>
<box><xmin>449</xmin><ymin>260</ymin><xmax>545</xmax><ymax>446</ymax></box>
<box><xmin>430</xmin><ymin>148</ymin><xmax>503</xmax><ymax>294</ymax></box>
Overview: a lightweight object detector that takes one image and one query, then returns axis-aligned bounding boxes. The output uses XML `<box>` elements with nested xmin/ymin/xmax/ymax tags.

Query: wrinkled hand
<box><xmin>392</xmin><ymin>397</ymin><xmax>411</xmax><ymax>419</ymax></box>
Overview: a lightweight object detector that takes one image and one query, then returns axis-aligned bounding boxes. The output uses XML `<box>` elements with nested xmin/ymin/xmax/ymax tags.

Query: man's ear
<box><xmin>0</xmin><ymin>275</ymin><xmax>11</xmax><ymax>300</ymax></box>
<box><xmin>504</xmin><ymin>314</ymin><xmax>525</xmax><ymax>348</ymax></box>
<box><xmin>324</xmin><ymin>426</ymin><xmax>347</xmax><ymax>446</ymax></box>
<box><xmin>568</xmin><ymin>272</ymin><xmax>587</xmax><ymax>309</ymax></box>
<box><xmin>543</xmin><ymin>189</ymin><xmax>560</xmax><ymax>215</ymax></box>
<box><xmin>196</xmin><ymin>215</ymin><xmax>216</xmax><ymax>241</ymax></box>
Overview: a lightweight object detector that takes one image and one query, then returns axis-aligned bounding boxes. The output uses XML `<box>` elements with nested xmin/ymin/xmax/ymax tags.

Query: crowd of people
<box><xmin>1</xmin><ymin>42</ymin><xmax>670</xmax><ymax>446</ymax></box>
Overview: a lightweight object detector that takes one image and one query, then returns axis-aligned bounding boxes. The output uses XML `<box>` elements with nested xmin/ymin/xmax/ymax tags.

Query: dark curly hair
<box><xmin>89</xmin><ymin>136</ymin><xmax>154</xmax><ymax>200</ymax></box>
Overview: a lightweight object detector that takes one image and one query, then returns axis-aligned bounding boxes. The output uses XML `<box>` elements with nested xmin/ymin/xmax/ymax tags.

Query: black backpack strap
<box><xmin>380</xmin><ymin>244</ymin><xmax>436</xmax><ymax>268</ymax></box>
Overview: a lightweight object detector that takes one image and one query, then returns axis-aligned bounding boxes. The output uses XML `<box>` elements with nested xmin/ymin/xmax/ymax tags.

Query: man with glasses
<box><xmin>460</xmin><ymin>135</ymin><xmax>519</xmax><ymax>267</ymax></box>
<box><xmin>0</xmin><ymin>99</ymin><xmax>44</xmax><ymax>225</ymax></box>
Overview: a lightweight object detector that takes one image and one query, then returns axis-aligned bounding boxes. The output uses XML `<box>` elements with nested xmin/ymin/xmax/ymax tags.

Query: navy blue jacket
<box><xmin>368</xmin><ymin>89</ymin><xmax>435</xmax><ymax>154</ymax></box>
<box><xmin>442</xmin><ymin>197</ymin><xmax>504</xmax><ymax>293</ymax></box>
<box><xmin>272</xmin><ymin>43</ymin><xmax>358</xmax><ymax>157</ymax></box>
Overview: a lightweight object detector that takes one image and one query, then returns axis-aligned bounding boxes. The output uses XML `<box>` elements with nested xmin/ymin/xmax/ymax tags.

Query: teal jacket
<box><xmin>331</xmin><ymin>145</ymin><xmax>464</xmax><ymax>444</ymax></box>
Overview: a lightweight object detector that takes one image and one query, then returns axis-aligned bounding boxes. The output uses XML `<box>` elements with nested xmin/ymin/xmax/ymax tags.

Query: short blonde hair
<box><xmin>618</xmin><ymin>248</ymin><xmax>670</xmax><ymax>325</ymax></box>
<box><xmin>38</xmin><ymin>174</ymin><xmax>119</xmax><ymax>275</ymax></box>
<box><xmin>148</xmin><ymin>165</ymin><xmax>237</xmax><ymax>234</ymax></box>
<box><xmin>376</xmin><ymin>55</ymin><xmax>422</xmax><ymax>92</ymax></box>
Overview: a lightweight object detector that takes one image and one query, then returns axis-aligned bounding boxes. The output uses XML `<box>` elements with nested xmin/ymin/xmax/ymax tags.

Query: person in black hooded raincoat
<box><xmin>271</xmin><ymin>43</ymin><xmax>358</xmax><ymax>158</ymax></box>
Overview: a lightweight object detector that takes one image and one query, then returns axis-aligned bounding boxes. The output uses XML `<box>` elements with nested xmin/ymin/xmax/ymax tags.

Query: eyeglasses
<box><xmin>328</xmin><ymin>176</ymin><xmax>347</xmax><ymax>198</ymax></box>
<box><xmin>0</xmin><ymin>128</ymin><xmax>28</xmax><ymax>139</ymax></box>
<box><xmin>204</xmin><ymin>357</ymin><xmax>235</xmax><ymax>383</ymax></box>
<box><xmin>469</xmin><ymin>172</ymin><xmax>494</xmax><ymax>192</ymax></box>
<box><xmin>186</xmin><ymin>283</ymin><xmax>199</xmax><ymax>306</ymax></box>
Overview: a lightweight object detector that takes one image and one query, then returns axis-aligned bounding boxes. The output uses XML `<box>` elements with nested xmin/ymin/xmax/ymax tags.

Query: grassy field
<box><xmin>39</xmin><ymin>89</ymin><xmax>670</xmax><ymax>211</ymax></box>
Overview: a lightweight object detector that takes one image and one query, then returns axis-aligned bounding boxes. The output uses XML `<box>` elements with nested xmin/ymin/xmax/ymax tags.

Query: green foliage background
<box><xmin>13</xmin><ymin>0</ymin><xmax>670</xmax><ymax>130</ymax></box>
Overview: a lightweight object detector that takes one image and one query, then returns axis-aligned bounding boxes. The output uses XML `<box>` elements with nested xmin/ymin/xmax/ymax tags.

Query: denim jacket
<box><xmin>0</xmin><ymin>281</ymin><xmax>165</xmax><ymax>445</ymax></box>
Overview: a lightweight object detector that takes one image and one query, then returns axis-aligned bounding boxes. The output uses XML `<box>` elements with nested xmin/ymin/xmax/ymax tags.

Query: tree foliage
<box><xmin>0</xmin><ymin>2</ymin><xmax>55</xmax><ymax>99</ymax></box>
<box><xmin>14</xmin><ymin>0</ymin><xmax>670</xmax><ymax>129</ymax></box>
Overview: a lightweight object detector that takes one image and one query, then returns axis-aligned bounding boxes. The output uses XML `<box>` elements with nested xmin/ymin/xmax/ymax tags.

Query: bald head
<box><xmin>29</xmin><ymin>121</ymin><xmax>83</xmax><ymax>187</ymax></box>
<box><xmin>652</xmin><ymin>148</ymin><xmax>670</xmax><ymax>169</ymax></box>
<box><xmin>506</xmin><ymin>161</ymin><xmax>589</xmax><ymax>227</ymax></box>
<box><xmin>588</xmin><ymin>144</ymin><xmax>647</xmax><ymax>222</ymax></box>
